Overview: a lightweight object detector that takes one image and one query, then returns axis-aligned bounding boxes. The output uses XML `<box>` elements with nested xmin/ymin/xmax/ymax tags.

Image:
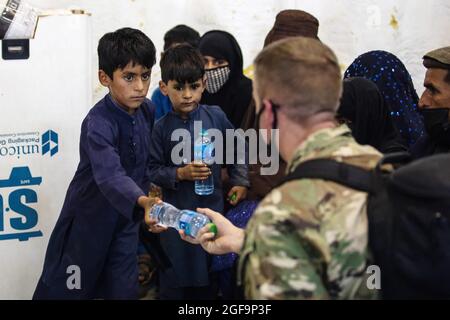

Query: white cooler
<box><xmin>0</xmin><ymin>12</ymin><xmax>92</xmax><ymax>299</ymax></box>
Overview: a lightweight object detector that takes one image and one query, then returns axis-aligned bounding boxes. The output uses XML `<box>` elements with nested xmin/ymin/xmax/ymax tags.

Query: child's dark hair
<box><xmin>163</xmin><ymin>24</ymin><xmax>200</xmax><ymax>51</ymax></box>
<box><xmin>98</xmin><ymin>27</ymin><xmax>156</xmax><ymax>78</ymax></box>
<box><xmin>160</xmin><ymin>44</ymin><xmax>205</xmax><ymax>84</ymax></box>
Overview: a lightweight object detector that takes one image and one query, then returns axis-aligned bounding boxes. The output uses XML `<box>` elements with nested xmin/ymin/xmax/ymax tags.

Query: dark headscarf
<box><xmin>199</xmin><ymin>30</ymin><xmax>252</xmax><ymax>129</ymax></box>
<box><xmin>338</xmin><ymin>77</ymin><xmax>407</xmax><ymax>154</ymax></box>
<box><xmin>344</xmin><ymin>50</ymin><xmax>425</xmax><ymax>147</ymax></box>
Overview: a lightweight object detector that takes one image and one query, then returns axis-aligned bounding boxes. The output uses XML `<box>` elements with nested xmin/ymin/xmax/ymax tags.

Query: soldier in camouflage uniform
<box><xmin>180</xmin><ymin>37</ymin><xmax>381</xmax><ymax>299</ymax></box>
<box><xmin>238</xmin><ymin>125</ymin><xmax>381</xmax><ymax>299</ymax></box>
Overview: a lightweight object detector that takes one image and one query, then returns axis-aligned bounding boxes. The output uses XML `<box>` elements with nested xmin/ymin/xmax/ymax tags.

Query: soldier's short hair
<box><xmin>254</xmin><ymin>37</ymin><xmax>342</xmax><ymax>121</ymax></box>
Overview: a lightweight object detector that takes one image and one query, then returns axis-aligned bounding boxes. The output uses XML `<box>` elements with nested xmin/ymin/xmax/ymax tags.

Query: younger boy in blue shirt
<box><xmin>33</xmin><ymin>28</ymin><xmax>157</xmax><ymax>300</ymax></box>
<box><xmin>148</xmin><ymin>44</ymin><xmax>249</xmax><ymax>299</ymax></box>
<box><xmin>151</xmin><ymin>25</ymin><xmax>201</xmax><ymax>120</ymax></box>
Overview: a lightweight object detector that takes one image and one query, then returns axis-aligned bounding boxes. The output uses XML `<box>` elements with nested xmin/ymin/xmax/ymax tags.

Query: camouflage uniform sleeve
<box><xmin>241</xmin><ymin>182</ymin><xmax>331</xmax><ymax>300</ymax></box>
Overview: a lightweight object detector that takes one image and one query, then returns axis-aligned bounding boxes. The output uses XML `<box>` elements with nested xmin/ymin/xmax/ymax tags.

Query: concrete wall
<box><xmin>26</xmin><ymin>0</ymin><xmax>450</xmax><ymax>107</ymax></box>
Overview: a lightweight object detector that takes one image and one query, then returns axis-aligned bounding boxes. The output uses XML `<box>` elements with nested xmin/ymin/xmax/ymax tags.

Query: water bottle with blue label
<box><xmin>194</xmin><ymin>130</ymin><xmax>214</xmax><ymax>195</ymax></box>
<box><xmin>149</xmin><ymin>201</ymin><xmax>217</xmax><ymax>238</ymax></box>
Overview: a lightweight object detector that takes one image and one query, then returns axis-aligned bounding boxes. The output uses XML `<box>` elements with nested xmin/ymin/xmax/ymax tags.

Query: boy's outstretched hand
<box><xmin>179</xmin><ymin>208</ymin><xmax>245</xmax><ymax>255</ymax></box>
<box><xmin>227</xmin><ymin>186</ymin><xmax>247</xmax><ymax>206</ymax></box>
<box><xmin>140</xmin><ymin>196</ymin><xmax>168</xmax><ymax>234</ymax></box>
<box><xmin>177</xmin><ymin>162</ymin><xmax>211</xmax><ymax>181</ymax></box>
<box><xmin>146</xmin><ymin>217</ymin><xmax>169</xmax><ymax>234</ymax></box>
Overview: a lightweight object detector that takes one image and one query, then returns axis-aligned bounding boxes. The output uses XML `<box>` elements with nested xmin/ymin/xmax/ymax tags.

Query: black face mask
<box><xmin>420</xmin><ymin>108</ymin><xmax>450</xmax><ymax>147</ymax></box>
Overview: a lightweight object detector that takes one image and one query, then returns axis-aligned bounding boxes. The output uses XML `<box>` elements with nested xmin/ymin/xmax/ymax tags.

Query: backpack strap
<box><xmin>278</xmin><ymin>158</ymin><xmax>375</xmax><ymax>193</ymax></box>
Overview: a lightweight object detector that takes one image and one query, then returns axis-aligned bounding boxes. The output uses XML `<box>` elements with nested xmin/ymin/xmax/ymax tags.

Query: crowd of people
<box><xmin>32</xmin><ymin>9</ymin><xmax>450</xmax><ymax>300</ymax></box>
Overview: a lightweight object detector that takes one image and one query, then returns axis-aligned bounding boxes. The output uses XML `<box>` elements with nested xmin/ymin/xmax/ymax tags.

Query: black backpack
<box><xmin>279</xmin><ymin>152</ymin><xmax>450</xmax><ymax>299</ymax></box>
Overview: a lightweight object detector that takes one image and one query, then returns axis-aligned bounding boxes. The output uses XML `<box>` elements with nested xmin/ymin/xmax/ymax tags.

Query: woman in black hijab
<box><xmin>338</xmin><ymin>77</ymin><xmax>407</xmax><ymax>154</ymax></box>
<box><xmin>199</xmin><ymin>30</ymin><xmax>252</xmax><ymax>129</ymax></box>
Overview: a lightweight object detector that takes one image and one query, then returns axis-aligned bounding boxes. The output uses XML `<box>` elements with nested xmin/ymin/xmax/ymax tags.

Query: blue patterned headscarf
<box><xmin>344</xmin><ymin>50</ymin><xmax>424</xmax><ymax>147</ymax></box>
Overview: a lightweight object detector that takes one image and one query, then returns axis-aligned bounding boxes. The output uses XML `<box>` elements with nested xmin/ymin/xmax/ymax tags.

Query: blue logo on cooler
<box><xmin>0</xmin><ymin>167</ymin><xmax>43</xmax><ymax>241</ymax></box>
<box><xmin>42</xmin><ymin>130</ymin><xmax>58</xmax><ymax>156</ymax></box>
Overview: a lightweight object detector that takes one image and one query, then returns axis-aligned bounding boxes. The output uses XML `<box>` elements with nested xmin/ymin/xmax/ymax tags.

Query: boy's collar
<box><xmin>170</xmin><ymin>104</ymin><xmax>201</xmax><ymax>120</ymax></box>
<box><xmin>106</xmin><ymin>94</ymin><xmax>137</xmax><ymax>119</ymax></box>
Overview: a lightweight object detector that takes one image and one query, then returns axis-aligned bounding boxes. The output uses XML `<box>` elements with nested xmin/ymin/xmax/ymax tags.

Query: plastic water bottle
<box><xmin>149</xmin><ymin>202</ymin><xmax>217</xmax><ymax>238</ymax></box>
<box><xmin>194</xmin><ymin>130</ymin><xmax>214</xmax><ymax>195</ymax></box>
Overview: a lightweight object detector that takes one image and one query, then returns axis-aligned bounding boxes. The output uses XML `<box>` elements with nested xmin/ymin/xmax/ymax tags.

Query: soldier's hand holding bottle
<box><xmin>179</xmin><ymin>208</ymin><xmax>245</xmax><ymax>255</ymax></box>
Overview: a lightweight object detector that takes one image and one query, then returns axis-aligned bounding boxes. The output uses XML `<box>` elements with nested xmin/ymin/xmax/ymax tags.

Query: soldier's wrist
<box><xmin>229</xmin><ymin>227</ymin><xmax>246</xmax><ymax>254</ymax></box>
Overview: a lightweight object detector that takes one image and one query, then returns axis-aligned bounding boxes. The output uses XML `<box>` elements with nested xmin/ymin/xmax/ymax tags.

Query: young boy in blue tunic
<box><xmin>33</xmin><ymin>28</ymin><xmax>157</xmax><ymax>300</ymax></box>
<box><xmin>147</xmin><ymin>44</ymin><xmax>249</xmax><ymax>299</ymax></box>
<box><xmin>151</xmin><ymin>24</ymin><xmax>201</xmax><ymax>121</ymax></box>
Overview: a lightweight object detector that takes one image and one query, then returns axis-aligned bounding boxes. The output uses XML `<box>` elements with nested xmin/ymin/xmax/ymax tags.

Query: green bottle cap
<box><xmin>230</xmin><ymin>193</ymin><xmax>237</xmax><ymax>202</ymax></box>
<box><xmin>208</xmin><ymin>223</ymin><xmax>217</xmax><ymax>235</ymax></box>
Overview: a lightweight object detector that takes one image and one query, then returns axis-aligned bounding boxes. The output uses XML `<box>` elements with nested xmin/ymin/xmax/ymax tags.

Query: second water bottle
<box><xmin>194</xmin><ymin>130</ymin><xmax>214</xmax><ymax>195</ymax></box>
